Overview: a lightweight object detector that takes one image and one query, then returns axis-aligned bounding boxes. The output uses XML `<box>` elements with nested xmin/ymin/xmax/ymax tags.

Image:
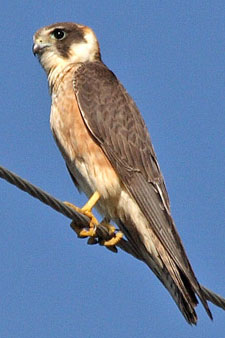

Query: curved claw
<box><xmin>64</xmin><ymin>192</ymin><xmax>123</xmax><ymax>249</ymax></box>
<box><xmin>70</xmin><ymin>221</ymin><xmax>94</xmax><ymax>238</ymax></box>
<box><xmin>101</xmin><ymin>231</ymin><xmax>123</xmax><ymax>247</ymax></box>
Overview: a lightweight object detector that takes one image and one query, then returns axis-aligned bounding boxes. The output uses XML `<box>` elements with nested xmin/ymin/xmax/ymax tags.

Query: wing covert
<box><xmin>73</xmin><ymin>61</ymin><xmax>200</xmax><ymax>287</ymax></box>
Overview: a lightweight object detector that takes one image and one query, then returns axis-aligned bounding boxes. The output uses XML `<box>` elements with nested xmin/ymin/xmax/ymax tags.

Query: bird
<box><xmin>32</xmin><ymin>22</ymin><xmax>214</xmax><ymax>324</ymax></box>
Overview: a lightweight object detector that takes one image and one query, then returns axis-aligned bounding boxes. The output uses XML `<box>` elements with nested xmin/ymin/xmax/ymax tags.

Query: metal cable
<box><xmin>0</xmin><ymin>165</ymin><xmax>88</xmax><ymax>226</ymax></box>
<box><xmin>0</xmin><ymin>164</ymin><xmax>225</xmax><ymax>313</ymax></box>
<box><xmin>0</xmin><ymin>165</ymin><xmax>138</xmax><ymax>258</ymax></box>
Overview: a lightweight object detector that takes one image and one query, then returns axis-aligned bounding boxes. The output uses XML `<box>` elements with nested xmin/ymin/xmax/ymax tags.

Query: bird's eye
<box><xmin>52</xmin><ymin>29</ymin><xmax>65</xmax><ymax>40</ymax></box>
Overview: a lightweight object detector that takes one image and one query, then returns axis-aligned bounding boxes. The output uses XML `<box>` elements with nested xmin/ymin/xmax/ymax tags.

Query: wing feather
<box><xmin>73</xmin><ymin>61</ymin><xmax>211</xmax><ymax>317</ymax></box>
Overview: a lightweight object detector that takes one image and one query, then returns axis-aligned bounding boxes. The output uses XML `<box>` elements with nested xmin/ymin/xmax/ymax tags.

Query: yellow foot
<box><xmin>64</xmin><ymin>191</ymin><xmax>100</xmax><ymax>238</ymax></box>
<box><xmin>99</xmin><ymin>220</ymin><xmax>123</xmax><ymax>247</ymax></box>
<box><xmin>69</xmin><ymin>220</ymin><xmax>96</xmax><ymax>238</ymax></box>
<box><xmin>65</xmin><ymin>191</ymin><xmax>123</xmax><ymax>249</ymax></box>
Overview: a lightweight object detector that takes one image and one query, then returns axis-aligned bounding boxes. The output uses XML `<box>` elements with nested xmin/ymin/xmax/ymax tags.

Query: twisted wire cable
<box><xmin>0</xmin><ymin>165</ymin><xmax>139</xmax><ymax>259</ymax></box>
<box><xmin>0</xmin><ymin>164</ymin><xmax>224</xmax><ymax>311</ymax></box>
<box><xmin>0</xmin><ymin>165</ymin><xmax>88</xmax><ymax>225</ymax></box>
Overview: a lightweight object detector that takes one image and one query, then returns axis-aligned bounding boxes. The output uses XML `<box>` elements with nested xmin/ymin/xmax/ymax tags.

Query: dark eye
<box><xmin>52</xmin><ymin>29</ymin><xmax>65</xmax><ymax>40</ymax></box>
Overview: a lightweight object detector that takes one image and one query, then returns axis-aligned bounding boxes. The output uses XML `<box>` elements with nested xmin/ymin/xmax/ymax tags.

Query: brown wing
<box><xmin>73</xmin><ymin>61</ymin><xmax>211</xmax><ymax>317</ymax></box>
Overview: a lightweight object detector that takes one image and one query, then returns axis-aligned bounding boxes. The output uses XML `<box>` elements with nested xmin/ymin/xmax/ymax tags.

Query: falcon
<box><xmin>33</xmin><ymin>22</ymin><xmax>212</xmax><ymax>324</ymax></box>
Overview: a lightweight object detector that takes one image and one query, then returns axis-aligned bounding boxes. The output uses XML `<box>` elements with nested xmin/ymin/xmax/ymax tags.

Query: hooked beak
<box><xmin>32</xmin><ymin>43</ymin><xmax>40</xmax><ymax>55</ymax></box>
<box><xmin>32</xmin><ymin>41</ymin><xmax>50</xmax><ymax>56</ymax></box>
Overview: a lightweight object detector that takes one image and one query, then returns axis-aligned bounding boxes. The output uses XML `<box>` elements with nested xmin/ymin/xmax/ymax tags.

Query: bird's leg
<box><xmin>64</xmin><ymin>191</ymin><xmax>100</xmax><ymax>238</ymax></box>
<box><xmin>64</xmin><ymin>191</ymin><xmax>123</xmax><ymax>247</ymax></box>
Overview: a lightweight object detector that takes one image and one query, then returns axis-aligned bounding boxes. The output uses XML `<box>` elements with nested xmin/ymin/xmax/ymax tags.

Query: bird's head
<box><xmin>33</xmin><ymin>22</ymin><xmax>101</xmax><ymax>77</ymax></box>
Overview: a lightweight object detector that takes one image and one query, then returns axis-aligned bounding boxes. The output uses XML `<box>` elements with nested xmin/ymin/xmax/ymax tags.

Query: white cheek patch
<box><xmin>69</xmin><ymin>42</ymin><xmax>89</xmax><ymax>62</ymax></box>
<box><xmin>69</xmin><ymin>30</ymin><xmax>98</xmax><ymax>63</ymax></box>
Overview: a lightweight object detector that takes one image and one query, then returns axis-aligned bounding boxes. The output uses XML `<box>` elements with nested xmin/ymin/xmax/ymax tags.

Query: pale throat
<box><xmin>47</xmin><ymin>62</ymin><xmax>77</xmax><ymax>94</ymax></box>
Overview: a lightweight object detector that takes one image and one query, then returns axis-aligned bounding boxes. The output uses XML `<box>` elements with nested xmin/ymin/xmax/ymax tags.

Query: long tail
<box><xmin>200</xmin><ymin>285</ymin><xmax>225</xmax><ymax>310</ymax></box>
<box><xmin>118</xmin><ymin>219</ymin><xmax>213</xmax><ymax>324</ymax></box>
<box><xmin>143</xmin><ymin>245</ymin><xmax>200</xmax><ymax>324</ymax></box>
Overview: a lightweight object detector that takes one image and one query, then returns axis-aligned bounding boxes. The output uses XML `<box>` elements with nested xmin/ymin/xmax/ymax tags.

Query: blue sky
<box><xmin>0</xmin><ymin>1</ymin><xmax>224</xmax><ymax>337</ymax></box>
